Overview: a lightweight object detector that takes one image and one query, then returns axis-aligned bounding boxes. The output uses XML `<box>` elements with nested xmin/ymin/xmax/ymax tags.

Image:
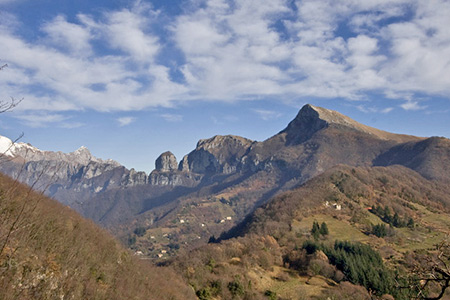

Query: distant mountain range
<box><xmin>1</xmin><ymin>104</ymin><xmax>449</xmax><ymax>255</ymax></box>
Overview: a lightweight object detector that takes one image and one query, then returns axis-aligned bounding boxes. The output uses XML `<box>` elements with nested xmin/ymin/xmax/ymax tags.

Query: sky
<box><xmin>0</xmin><ymin>0</ymin><xmax>449</xmax><ymax>172</ymax></box>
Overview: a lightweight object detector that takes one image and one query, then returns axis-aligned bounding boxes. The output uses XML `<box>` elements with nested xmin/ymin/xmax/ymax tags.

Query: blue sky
<box><xmin>0</xmin><ymin>0</ymin><xmax>449</xmax><ymax>172</ymax></box>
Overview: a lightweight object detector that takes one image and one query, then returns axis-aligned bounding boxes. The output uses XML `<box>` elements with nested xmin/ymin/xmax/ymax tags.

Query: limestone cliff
<box><xmin>179</xmin><ymin>135</ymin><xmax>254</xmax><ymax>174</ymax></box>
<box><xmin>155</xmin><ymin>151</ymin><xmax>178</xmax><ymax>172</ymax></box>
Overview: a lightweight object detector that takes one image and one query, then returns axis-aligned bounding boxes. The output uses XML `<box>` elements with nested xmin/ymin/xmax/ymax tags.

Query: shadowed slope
<box><xmin>374</xmin><ymin>136</ymin><xmax>450</xmax><ymax>182</ymax></box>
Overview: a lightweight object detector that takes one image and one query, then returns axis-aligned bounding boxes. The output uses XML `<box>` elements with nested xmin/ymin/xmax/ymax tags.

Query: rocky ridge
<box><xmin>1</xmin><ymin>104</ymin><xmax>449</xmax><ymax>252</ymax></box>
<box><xmin>0</xmin><ymin>135</ymin><xmax>149</xmax><ymax>207</ymax></box>
<box><xmin>281</xmin><ymin>104</ymin><xmax>419</xmax><ymax>144</ymax></box>
<box><xmin>0</xmin><ymin>104</ymin><xmax>425</xmax><ymax>201</ymax></box>
<box><xmin>179</xmin><ymin>135</ymin><xmax>254</xmax><ymax>174</ymax></box>
<box><xmin>103</xmin><ymin>104</ymin><xmax>449</xmax><ymax>257</ymax></box>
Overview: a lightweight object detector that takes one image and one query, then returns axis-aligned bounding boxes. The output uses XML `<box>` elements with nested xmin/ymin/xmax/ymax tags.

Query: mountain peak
<box><xmin>155</xmin><ymin>151</ymin><xmax>178</xmax><ymax>172</ymax></box>
<box><xmin>196</xmin><ymin>135</ymin><xmax>253</xmax><ymax>150</ymax></box>
<box><xmin>297</xmin><ymin>104</ymin><xmax>358</xmax><ymax>127</ymax></box>
<box><xmin>0</xmin><ymin>135</ymin><xmax>43</xmax><ymax>157</ymax></box>
<box><xmin>280</xmin><ymin>104</ymin><xmax>329</xmax><ymax>144</ymax></box>
<box><xmin>281</xmin><ymin>104</ymin><xmax>421</xmax><ymax>145</ymax></box>
<box><xmin>0</xmin><ymin>134</ymin><xmax>121</xmax><ymax>167</ymax></box>
<box><xmin>74</xmin><ymin>146</ymin><xmax>90</xmax><ymax>154</ymax></box>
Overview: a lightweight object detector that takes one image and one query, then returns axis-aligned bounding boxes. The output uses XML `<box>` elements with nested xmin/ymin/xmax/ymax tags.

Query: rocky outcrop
<box><xmin>179</xmin><ymin>135</ymin><xmax>254</xmax><ymax>174</ymax></box>
<box><xmin>122</xmin><ymin>168</ymin><xmax>148</xmax><ymax>186</ymax></box>
<box><xmin>148</xmin><ymin>171</ymin><xmax>201</xmax><ymax>187</ymax></box>
<box><xmin>151</xmin><ymin>151</ymin><xmax>202</xmax><ymax>186</ymax></box>
<box><xmin>155</xmin><ymin>151</ymin><xmax>178</xmax><ymax>171</ymax></box>
<box><xmin>281</xmin><ymin>104</ymin><xmax>329</xmax><ymax>145</ymax></box>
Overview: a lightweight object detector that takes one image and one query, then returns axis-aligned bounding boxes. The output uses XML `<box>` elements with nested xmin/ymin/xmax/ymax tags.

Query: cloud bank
<box><xmin>0</xmin><ymin>0</ymin><xmax>449</xmax><ymax>114</ymax></box>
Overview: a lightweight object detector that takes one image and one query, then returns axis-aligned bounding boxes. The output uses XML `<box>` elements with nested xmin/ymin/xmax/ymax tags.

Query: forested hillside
<box><xmin>0</xmin><ymin>173</ymin><xmax>195</xmax><ymax>300</ymax></box>
<box><xmin>170</xmin><ymin>165</ymin><xmax>450</xmax><ymax>299</ymax></box>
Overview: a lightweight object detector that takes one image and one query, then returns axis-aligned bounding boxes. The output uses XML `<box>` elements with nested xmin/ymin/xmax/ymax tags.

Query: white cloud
<box><xmin>173</xmin><ymin>0</ymin><xmax>291</xmax><ymax>100</ymax></box>
<box><xmin>210</xmin><ymin>114</ymin><xmax>238</xmax><ymax>125</ymax></box>
<box><xmin>0</xmin><ymin>6</ymin><xmax>186</xmax><ymax>113</ymax></box>
<box><xmin>161</xmin><ymin>114</ymin><xmax>183</xmax><ymax>122</ymax></box>
<box><xmin>0</xmin><ymin>11</ymin><xmax>19</xmax><ymax>28</ymax></box>
<box><xmin>117</xmin><ymin>117</ymin><xmax>136</xmax><ymax>127</ymax></box>
<box><xmin>41</xmin><ymin>15</ymin><xmax>92</xmax><ymax>56</ymax></box>
<box><xmin>400</xmin><ymin>101</ymin><xmax>427</xmax><ymax>111</ymax></box>
<box><xmin>380</xmin><ymin>0</ymin><xmax>450</xmax><ymax>97</ymax></box>
<box><xmin>0</xmin><ymin>0</ymin><xmax>449</xmax><ymax>122</ymax></box>
<box><xmin>356</xmin><ymin>105</ymin><xmax>377</xmax><ymax>113</ymax></box>
<box><xmin>348</xmin><ymin>35</ymin><xmax>379</xmax><ymax>55</ymax></box>
<box><xmin>103</xmin><ymin>8</ymin><xmax>160</xmax><ymax>63</ymax></box>
<box><xmin>14</xmin><ymin>112</ymin><xmax>68</xmax><ymax>128</ymax></box>
<box><xmin>253</xmin><ymin>109</ymin><xmax>282</xmax><ymax>121</ymax></box>
<box><xmin>356</xmin><ymin>105</ymin><xmax>394</xmax><ymax>114</ymax></box>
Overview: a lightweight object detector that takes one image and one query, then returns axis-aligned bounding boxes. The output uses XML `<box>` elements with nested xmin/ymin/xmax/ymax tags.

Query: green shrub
<box><xmin>196</xmin><ymin>288</ymin><xmax>211</xmax><ymax>300</ymax></box>
<box><xmin>133</xmin><ymin>227</ymin><xmax>146</xmax><ymax>237</ymax></box>
<box><xmin>228</xmin><ymin>278</ymin><xmax>244</xmax><ymax>298</ymax></box>
<box><xmin>302</xmin><ymin>240</ymin><xmax>399</xmax><ymax>297</ymax></box>
<box><xmin>264</xmin><ymin>290</ymin><xmax>277</xmax><ymax>300</ymax></box>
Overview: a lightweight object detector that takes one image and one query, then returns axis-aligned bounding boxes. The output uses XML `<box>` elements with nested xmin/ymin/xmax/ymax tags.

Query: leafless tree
<box><xmin>401</xmin><ymin>237</ymin><xmax>450</xmax><ymax>300</ymax></box>
<box><xmin>0</xmin><ymin>64</ymin><xmax>22</xmax><ymax>114</ymax></box>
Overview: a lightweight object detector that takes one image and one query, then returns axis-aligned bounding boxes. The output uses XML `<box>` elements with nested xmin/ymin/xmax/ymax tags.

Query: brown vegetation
<box><xmin>169</xmin><ymin>165</ymin><xmax>450</xmax><ymax>299</ymax></box>
<box><xmin>0</xmin><ymin>173</ymin><xmax>195</xmax><ymax>300</ymax></box>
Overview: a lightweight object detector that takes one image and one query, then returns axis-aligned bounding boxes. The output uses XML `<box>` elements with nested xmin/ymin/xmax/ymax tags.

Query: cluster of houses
<box><xmin>325</xmin><ymin>201</ymin><xmax>342</xmax><ymax>210</ymax></box>
<box><xmin>137</xmin><ymin>215</ymin><xmax>235</xmax><ymax>259</ymax></box>
<box><xmin>218</xmin><ymin>216</ymin><xmax>232</xmax><ymax>223</ymax></box>
<box><xmin>179</xmin><ymin>216</ymin><xmax>233</xmax><ymax>225</ymax></box>
<box><xmin>157</xmin><ymin>249</ymin><xmax>167</xmax><ymax>258</ymax></box>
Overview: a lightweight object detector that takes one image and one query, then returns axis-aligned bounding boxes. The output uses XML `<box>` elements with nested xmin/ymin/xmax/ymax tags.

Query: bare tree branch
<box><xmin>402</xmin><ymin>237</ymin><xmax>450</xmax><ymax>300</ymax></box>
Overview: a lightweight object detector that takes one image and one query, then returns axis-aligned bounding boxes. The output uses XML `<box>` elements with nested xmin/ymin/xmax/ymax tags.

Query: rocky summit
<box><xmin>155</xmin><ymin>151</ymin><xmax>178</xmax><ymax>172</ymax></box>
<box><xmin>179</xmin><ymin>135</ymin><xmax>254</xmax><ymax>174</ymax></box>
<box><xmin>281</xmin><ymin>104</ymin><xmax>417</xmax><ymax>145</ymax></box>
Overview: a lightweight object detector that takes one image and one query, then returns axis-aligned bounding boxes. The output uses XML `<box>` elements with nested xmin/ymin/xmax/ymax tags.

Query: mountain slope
<box><xmin>2</xmin><ymin>104</ymin><xmax>449</xmax><ymax>261</ymax></box>
<box><xmin>374</xmin><ymin>136</ymin><xmax>450</xmax><ymax>182</ymax></box>
<box><xmin>221</xmin><ymin>165</ymin><xmax>450</xmax><ymax>240</ymax></box>
<box><xmin>116</xmin><ymin>105</ymin><xmax>446</xmax><ymax>258</ymax></box>
<box><xmin>0</xmin><ymin>173</ymin><xmax>195</xmax><ymax>300</ymax></box>
<box><xmin>170</xmin><ymin>165</ymin><xmax>450</xmax><ymax>299</ymax></box>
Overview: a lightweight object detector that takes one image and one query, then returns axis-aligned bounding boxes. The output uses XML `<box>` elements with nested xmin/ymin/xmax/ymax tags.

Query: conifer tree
<box><xmin>319</xmin><ymin>222</ymin><xmax>329</xmax><ymax>236</ymax></box>
<box><xmin>393</xmin><ymin>212</ymin><xmax>400</xmax><ymax>227</ymax></box>
<box><xmin>372</xmin><ymin>223</ymin><xmax>387</xmax><ymax>237</ymax></box>
<box><xmin>407</xmin><ymin>217</ymin><xmax>415</xmax><ymax>229</ymax></box>
<box><xmin>383</xmin><ymin>206</ymin><xmax>392</xmax><ymax>224</ymax></box>
<box><xmin>311</xmin><ymin>221</ymin><xmax>320</xmax><ymax>240</ymax></box>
